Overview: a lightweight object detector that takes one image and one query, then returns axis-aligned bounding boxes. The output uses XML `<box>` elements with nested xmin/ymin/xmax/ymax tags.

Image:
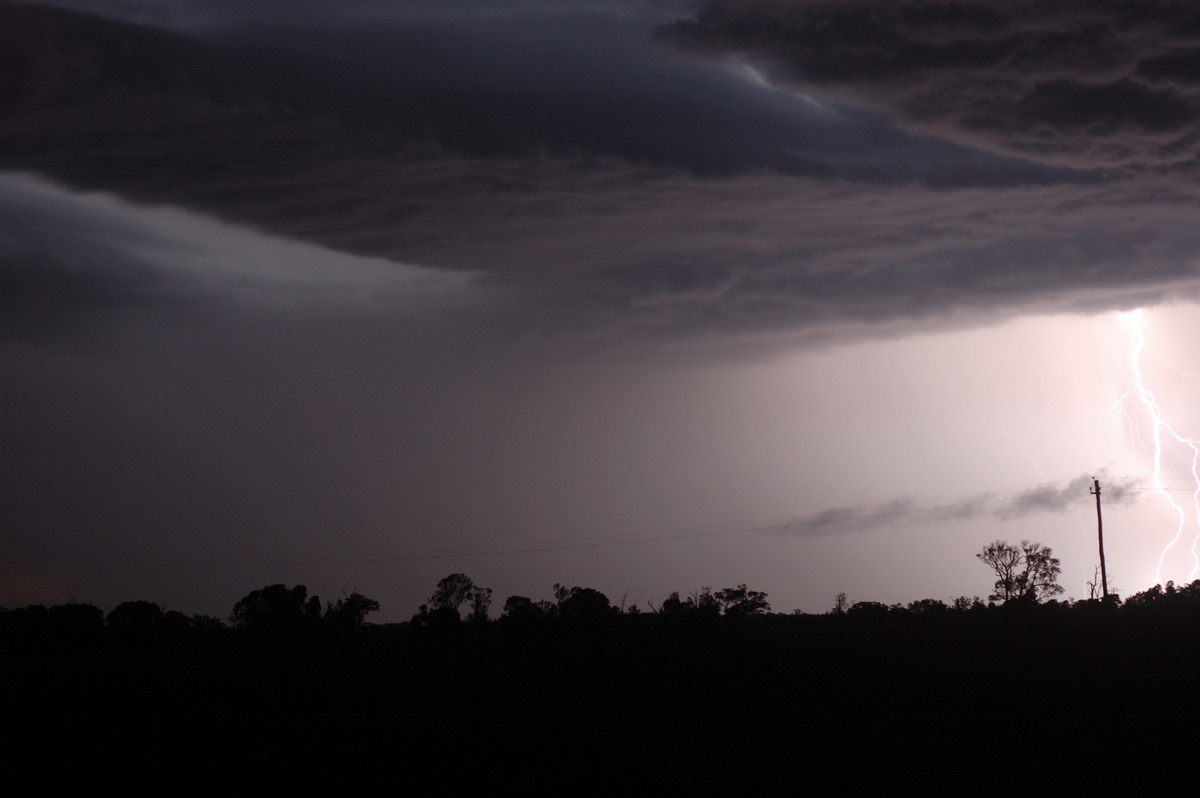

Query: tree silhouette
<box><xmin>847</xmin><ymin>601</ymin><xmax>892</xmax><ymax>619</ymax></box>
<box><xmin>657</xmin><ymin>588</ymin><xmax>719</xmax><ymax>617</ymax></box>
<box><xmin>324</xmin><ymin>592</ymin><xmax>380</xmax><ymax>629</ymax></box>
<box><xmin>556</xmin><ymin>586</ymin><xmax>615</xmax><ymax>623</ymax></box>
<box><xmin>501</xmin><ymin>595</ymin><xmax>548</xmax><ymax>625</ymax></box>
<box><xmin>976</xmin><ymin>540</ymin><xmax>1063</xmax><ymax>603</ymax></box>
<box><xmin>429</xmin><ymin>574</ymin><xmax>479</xmax><ymax>617</ymax></box>
<box><xmin>714</xmin><ymin>584</ymin><xmax>770</xmax><ymax>616</ymax></box>
<box><xmin>106</xmin><ymin>600</ymin><xmax>165</xmax><ymax>630</ymax></box>
<box><xmin>106</xmin><ymin>600</ymin><xmax>166</xmax><ymax>643</ymax></box>
<box><xmin>230</xmin><ymin>584</ymin><xmax>322</xmax><ymax>633</ymax></box>
<box><xmin>906</xmin><ymin>598</ymin><xmax>948</xmax><ymax>615</ymax></box>
<box><xmin>467</xmin><ymin>586</ymin><xmax>492</xmax><ymax>623</ymax></box>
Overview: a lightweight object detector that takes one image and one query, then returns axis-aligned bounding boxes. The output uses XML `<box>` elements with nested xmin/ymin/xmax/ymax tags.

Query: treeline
<box><xmin>0</xmin><ymin>575</ymin><xmax>778</xmax><ymax>642</ymax></box>
<box><xmin>7</xmin><ymin>571</ymin><xmax>1200</xmax><ymax>645</ymax></box>
<box><xmin>11</xmin><ymin>573</ymin><xmax>1200</xmax><ymax>748</ymax></box>
<box><xmin>0</xmin><ymin>584</ymin><xmax>379</xmax><ymax>645</ymax></box>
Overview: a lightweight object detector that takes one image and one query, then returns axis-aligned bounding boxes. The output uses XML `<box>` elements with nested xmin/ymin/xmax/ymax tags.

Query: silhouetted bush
<box><xmin>230</xmin><ymin>584</ymin><xmax>322</xmax><ymax>635</ymax></box>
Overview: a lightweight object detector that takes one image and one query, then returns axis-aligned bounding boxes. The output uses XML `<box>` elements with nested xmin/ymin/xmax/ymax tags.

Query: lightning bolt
<box><xmin>1115</xmin><ymin>308</ymin><xmax>1200</xmax><ymax>584</ymax></box>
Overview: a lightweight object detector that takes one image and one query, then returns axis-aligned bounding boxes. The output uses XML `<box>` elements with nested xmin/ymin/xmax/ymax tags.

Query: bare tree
<box><xmin>1085</xmin><ymin>565</ymin><xmax>1118</xmax><ymax>600</ymax></box>
<box><xmin>976</xmin><ymin>540</ymin><xmax>1063</xmax><ymax>603</ymax></box>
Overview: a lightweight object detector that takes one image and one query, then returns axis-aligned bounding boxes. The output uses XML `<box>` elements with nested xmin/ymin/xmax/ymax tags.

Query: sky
<box><xmin>7</xmin><ymin>0</ymin><xmax>1200</xmax><ymax>620</ymax></box>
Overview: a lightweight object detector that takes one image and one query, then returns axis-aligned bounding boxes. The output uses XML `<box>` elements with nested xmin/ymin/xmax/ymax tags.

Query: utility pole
<box><xmin>1091</xmin><ymin>477</ymin><xmax>1109</xmax><ymax>599</ymax></box>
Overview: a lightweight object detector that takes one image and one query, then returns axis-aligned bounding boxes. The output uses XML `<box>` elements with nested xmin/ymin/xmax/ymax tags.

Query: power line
<box><xmin>3</xmin><ymin>474</ymin><xmax>1153</xmax><ymax>575</ymax></box>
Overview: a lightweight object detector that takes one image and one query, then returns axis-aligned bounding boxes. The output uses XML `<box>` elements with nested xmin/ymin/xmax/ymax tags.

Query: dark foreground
<box><xmin>4</xmin><ymin>596</ymin><xmax>1198</xmax><ymax>791</ymax></box>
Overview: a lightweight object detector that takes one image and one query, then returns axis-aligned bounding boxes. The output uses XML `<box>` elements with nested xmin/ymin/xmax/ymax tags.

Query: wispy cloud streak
<box><xmin>774</xmin><ymin>474</ymin><xmax>1140</xmax><ymax>538</ymax></box>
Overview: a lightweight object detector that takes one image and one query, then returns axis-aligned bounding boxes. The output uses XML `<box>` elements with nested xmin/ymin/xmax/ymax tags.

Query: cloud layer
<box><xmin>660</xmin><ymin>0</ymin><xmax>1200</xmax><ymax>170</ymax></box>
<box><xmin>10</xmin><ymin>1</ymin><xmax>1200</xmax><ymax>350</ymax></box>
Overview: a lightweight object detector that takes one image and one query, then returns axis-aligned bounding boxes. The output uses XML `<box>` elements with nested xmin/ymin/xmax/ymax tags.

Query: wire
<box><xmin>3</xmin><ymin>473</ymin><xmax>1161</xmax><ymax>574</ymax></box>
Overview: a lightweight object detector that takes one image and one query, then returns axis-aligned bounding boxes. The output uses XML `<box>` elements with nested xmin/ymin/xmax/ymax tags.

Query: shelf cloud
<box><xmin>5</xmin><ymin>1</ymin><xmax>1200</xmax><ymax>351</ymax></box>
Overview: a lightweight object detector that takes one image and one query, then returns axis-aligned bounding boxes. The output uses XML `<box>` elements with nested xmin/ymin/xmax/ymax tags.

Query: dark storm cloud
<box><xmin>448</xmin><ymin>170</ymin><xmax>1200</xmax><ymax>346</ymax></box>
<box><xmin>0</xmin><ymin>0</ymin><xmax>1055</xmax><ymax>186</ymax></box>
<box><xmin>6</xmin><ymin>0</ymin><xmax>1200</xmax><ymax>351</ymax></box>
<box><xmin>659</xmin><ymin>0</ymin><xmax>1200</xmax><ymax>169</ymax></box>
<box><xmin>0</xmin><ymin>174</ymin><xmax>207</xmax><ymax>339</ymax></box>
<box><xmin>0</xmin><ymin>172</ymin><xmax>482</xmax><ymax>343</ymax></box>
